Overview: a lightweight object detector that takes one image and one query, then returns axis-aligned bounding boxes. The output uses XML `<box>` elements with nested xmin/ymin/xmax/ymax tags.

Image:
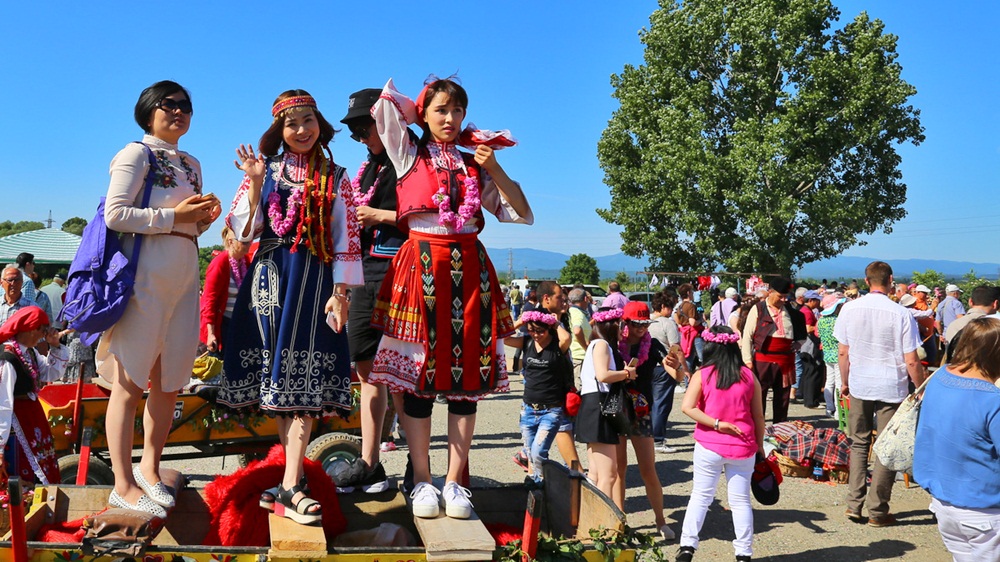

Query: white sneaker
<box><xmin>659</xmin><ymin>524</ymin><xmax>676</xmax><ymax>541</ymax></box>
<box><xmin>442</xmin><ymin>480</ymin><xmax>474</xmax><ymax>519</ymax></box>
<box><xmin>409</xmin><ymin>482</ymin><xmax>441</xmax><ymax>518</ymax></box>
<box><xmin>656</xmin><ymin>442</ymin><xmax>678</xmax><ymax>454</ymax></box>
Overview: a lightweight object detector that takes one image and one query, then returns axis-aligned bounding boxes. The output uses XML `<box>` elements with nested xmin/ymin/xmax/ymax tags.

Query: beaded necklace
<box><xmin>4</xmin><ymin>340</ymin><xmax>39</xmax><ymax>391</ymax></box>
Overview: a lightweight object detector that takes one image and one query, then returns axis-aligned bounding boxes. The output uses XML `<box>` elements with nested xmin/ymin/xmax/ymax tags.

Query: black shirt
<box><xmin>357</xmin><ymin>151</ymin><xmax>406</xmax><ymax>283</ymax></box>
<box><xmin>626</xmin><ymin>337</ymin><xmax>668</xmax><ymax>402</ymax></box>
<box><xmin>520</xmin><ymin>336</ymin><xmax>572</xmax><ymax>406</ymax></box>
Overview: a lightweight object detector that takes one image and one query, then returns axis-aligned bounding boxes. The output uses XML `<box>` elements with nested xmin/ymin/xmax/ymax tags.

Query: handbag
<box><xmin>600</xmin><ymin>381</ymin><xmax>635</xmax><ymax>435</ymax></box>
<box><xmin>872</xmin><ymin>373</ymin><xmax>934</xmax><ymax>474</ymax></box>
<box><xmin>60</xmin><ymin>143</ymin><xmax>157</xmax><ymax>345</ymax></box>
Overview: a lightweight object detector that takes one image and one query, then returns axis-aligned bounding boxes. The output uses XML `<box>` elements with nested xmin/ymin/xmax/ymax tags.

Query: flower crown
<box><xmin>592</xmin><ymin>308</ymin><xmax>624</xmax><ymax>323</ymax></box>
<box><xmin>520</xmin><ymin>311</ymin><xmax>558</xmax><ymax>326</ymax></box>
<box><xmin>702</xmin><ymin>330</ymin><xmax>740</xmax><ymax>345</ymax></box>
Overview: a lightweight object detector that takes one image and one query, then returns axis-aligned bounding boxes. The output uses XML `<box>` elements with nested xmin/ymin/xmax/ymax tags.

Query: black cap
<box><xmin>341</xmin><ymin>88</ymin><xmax>381</xmax><ymax>124</ymax></box>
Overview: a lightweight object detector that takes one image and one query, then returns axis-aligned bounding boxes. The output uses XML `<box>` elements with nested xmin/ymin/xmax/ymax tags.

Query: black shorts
<box><xmin>348</xmin><ymin>280</ymin><xmax>385</xmax><ymax>363</ymax></box>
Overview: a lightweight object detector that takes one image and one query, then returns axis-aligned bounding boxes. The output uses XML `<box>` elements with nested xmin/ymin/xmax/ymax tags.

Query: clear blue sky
<box><xmin>2</xmin><ymin>1</ymin><xmax>996</xmax><ymax>262</ymax></box>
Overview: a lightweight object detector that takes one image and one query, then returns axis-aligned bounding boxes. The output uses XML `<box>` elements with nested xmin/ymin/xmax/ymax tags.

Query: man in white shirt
<box><xmin>834</xmin><ymin>260</ymin><xmax>924</xmax><ymax>528</ymax></box>
<box><xmin>40</xmin><ymin>273</ymin><xmax>67</xmax><ymax>328</ymax></box>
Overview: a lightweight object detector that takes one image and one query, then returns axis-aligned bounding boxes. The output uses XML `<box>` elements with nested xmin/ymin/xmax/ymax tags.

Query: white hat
<box><xmin>899</xmin><ymin>294</ymin><xmax>917</xmax><ymax>308</ymax></box>
<box><xmin>914</xmin><ymin>284</ymin><xmax>931</xmax><ymax>294</ymax></box>
<box><xmin>725</xmin><ymin>287</ymin><xmax>738</xmax><ymax>298</ymax></box>
<box><xmin>946</xmin><ymin>284</ymin><xmax>962</xmax><ymax>293</ymax></box>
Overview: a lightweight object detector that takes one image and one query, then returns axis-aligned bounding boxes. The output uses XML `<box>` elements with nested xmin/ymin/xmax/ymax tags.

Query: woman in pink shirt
<box><xmin>677</xmin><ymin>326</ymin><xmax>766</xmax><ymax>562</ymax></box>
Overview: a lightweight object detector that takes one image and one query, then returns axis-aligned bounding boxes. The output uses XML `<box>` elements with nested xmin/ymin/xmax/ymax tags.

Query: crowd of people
<box><xmin>1</xmin><ymin>80</ymin><xmax>996</xmax><ymax>561</ymax></box>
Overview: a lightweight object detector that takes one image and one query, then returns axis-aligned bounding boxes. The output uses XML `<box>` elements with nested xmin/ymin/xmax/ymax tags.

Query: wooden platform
<box><xmin>413</xmin><ymin>511</ymin><xmax>496</xmax><ymax>561</ymax></box>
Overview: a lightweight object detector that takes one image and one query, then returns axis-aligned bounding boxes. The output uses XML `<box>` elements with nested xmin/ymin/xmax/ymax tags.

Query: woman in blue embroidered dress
<box><xmin>367</xmin><ymin>77</ymin><xmax>532</xmax><ymax>519</ymax></box>
<box><xmin>220</xmin><ymin>90</ymin><xmax>362</xmax><ymax>525</ymax></box>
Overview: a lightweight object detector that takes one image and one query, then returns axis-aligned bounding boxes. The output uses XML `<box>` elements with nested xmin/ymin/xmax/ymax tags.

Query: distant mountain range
<box><xmin>488</xmin><ymin>248</ymin><xmax>1000</xmax><ymax>281</ymax></box>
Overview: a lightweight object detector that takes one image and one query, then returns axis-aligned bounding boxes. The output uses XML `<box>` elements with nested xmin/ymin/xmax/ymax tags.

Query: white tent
<box><xmin>0</xmin><ymin>228</ymin><xmax>81</xmax><ymax>264</ymax></box>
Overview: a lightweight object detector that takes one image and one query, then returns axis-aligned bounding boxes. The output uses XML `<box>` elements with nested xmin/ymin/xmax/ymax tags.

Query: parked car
<box><xmin>564</xmin><ymin>284</ymin><xmax>607</xmax><ymax>307</ymax></box>
<box><xmin>626</xmin><ymin>291</ymin><xmax>655</xmax><ymax>304</ymax></box>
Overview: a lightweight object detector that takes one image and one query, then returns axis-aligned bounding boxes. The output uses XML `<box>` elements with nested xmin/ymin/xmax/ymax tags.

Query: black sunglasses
<box><xmin>157</xmin><ymin>98</ymin><xmax>193</xmax><ymax>114</ymax></box>
<box><xmin>349</xmin><ymin>121</ymin><xmax>371</xmax><ymax>142</ymax></box>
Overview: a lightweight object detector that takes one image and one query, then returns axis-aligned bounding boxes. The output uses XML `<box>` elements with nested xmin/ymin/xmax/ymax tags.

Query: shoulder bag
<box><xmin>872</xmin><ymin>372</ymin><xmax>934</xmax><ymax>474</ymax></box>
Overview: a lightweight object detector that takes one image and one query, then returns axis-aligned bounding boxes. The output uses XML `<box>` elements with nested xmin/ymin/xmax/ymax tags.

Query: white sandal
<box><xmin>109</xmin><ymin>490</ymin><xmax>168</xmax><ymax>519</ymax></box>
<box><xmin>132</xmin><ymin>466</ymin><xmax>176</xmax><ymax>508</ymax></box>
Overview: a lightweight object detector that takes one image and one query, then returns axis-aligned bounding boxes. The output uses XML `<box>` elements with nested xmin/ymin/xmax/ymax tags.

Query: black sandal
<box><xmin>260</xmin><ymin>477</ymin><xmax>309</xmax><ymax>511</ymax></box>
<box><xmin>274</xmin><ymin>482</ymin><xmax>322</xmax><ymax>525</ymax></box>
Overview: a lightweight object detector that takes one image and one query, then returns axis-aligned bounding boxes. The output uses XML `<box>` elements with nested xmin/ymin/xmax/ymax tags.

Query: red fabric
<box><xmin>201</xmin><ymin>444</ymin><xmax>346</xmax><ymax>547</ymax></box>
<box><xmin>697</xmin><ymin>276</ymin><xmax>711</xmax><ymax>291</ymax></box>
<box><xmin>565</xmin><ymin>390</ymin><xmax>581</xmax><ymax>417</ymax></box>
<box><xmin>394</xmin><ymin>150</ymin><xmax>486</xmax><ymax>234</ymax></box>
<box><xmin>754</xmin><ymin>337</ymin><xmax>795</xmax><ymax>387</ymax></box>
<box><xmin>457</xmin><ymin>125</ymin><xmax>517</xmax><ymax>150</ymax></box>
<box><xmin>679</xmin><ymin>325</ymin><xmax>697</xmax><ymax>356</ymax></box>
<box><xmin>0</xmin><ymin>307</ymin><xmax>48</xmax><ymax>342</ymax></box>
<box><xmin>371</xmin><ymin>230</ymin><xmax>514</xmax><ymax>397</ymax></box>
<box><xmin>486</xmin><ymin>522</ymin><xmax>522</xmax><ymax>546</ymax></box>
<box><xmin>2</xmin><ymin>397</ymin><xmax>61</xmax><ymax>484</ymax></box>
<box><xmin>36</xmin><ymin>517</ymin><xmax>88</xmax><ymax>542</ymax></box>
<box><xmin>199</xmin><ymin>251</ymin><xmax>249</xmax><ymax>345</ymax></box>
<box><xmin>782</xmin><ymin>428</ymin><xmax>850</xmax><ymax>468</ymax></box>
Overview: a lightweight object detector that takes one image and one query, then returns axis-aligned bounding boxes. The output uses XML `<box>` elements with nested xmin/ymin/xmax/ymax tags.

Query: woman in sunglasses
<box><xmin>98</xmin><ymin>80</ymin><xmax>221</xmax><ymax>518</ymax></box>
<box><xmin>221</xmin><ymin>90</ymin><xmax>362</xmax><ymax>525</ymax></box>
<box><xmin>504</xmin><ymin>311</ymin><xmax>572</xmax><ymax>482</ymax></box>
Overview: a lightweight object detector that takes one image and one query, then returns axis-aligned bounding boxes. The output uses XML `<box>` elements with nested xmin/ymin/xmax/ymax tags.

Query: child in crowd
<box><xmin>504</xmin><ymin>310</ymin><xmax>571</xmax><ymax>482</ymax></box>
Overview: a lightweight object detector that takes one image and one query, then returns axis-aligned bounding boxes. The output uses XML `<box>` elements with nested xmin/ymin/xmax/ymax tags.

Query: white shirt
<box><xmin>1</xmin><ymin>342</ymin><xmax>69</xmax><ymax>444</ymax></box>
<box><xmin>580</xmin><ymin>340</ymin><xmax>614</xmax><ymax>396</ymax></box>
<box><xmin>833</xmin><ymin>293</ymin><xmax>920</xmax><ymax>403</ymax></box>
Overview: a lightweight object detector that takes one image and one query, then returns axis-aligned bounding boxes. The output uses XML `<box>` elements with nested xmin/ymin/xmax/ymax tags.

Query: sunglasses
<box><xmin>349</xmin><ymin>121</ymin><xmax>372</xmax><ymax>142</ymax></box>
<box><xmin>526</xmin><ymin>326</ymin><xmax>549</xmax><ymax>335</ymax></box>
<box><xmin>157</xmin><ymin>98</ymin><xmax>193</xmax><ymax>114</ymax></box>
<box><xmin>2</xmin><ymin>276</ymin><xmax>22</xmax><ymax>284</ymax></box>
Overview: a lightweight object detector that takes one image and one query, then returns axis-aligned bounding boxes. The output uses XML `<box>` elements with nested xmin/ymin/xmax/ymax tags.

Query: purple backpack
<box><xmin>60</xmin><ymin>143</ymin><xmax>156</xmax><ymax>345</ymax></box>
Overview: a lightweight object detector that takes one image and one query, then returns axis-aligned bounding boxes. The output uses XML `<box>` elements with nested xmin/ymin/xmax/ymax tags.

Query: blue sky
<box><xmin>2</xmin><ymin>1</ymin><xmax>996</xmax><ymax>263</ymax></box>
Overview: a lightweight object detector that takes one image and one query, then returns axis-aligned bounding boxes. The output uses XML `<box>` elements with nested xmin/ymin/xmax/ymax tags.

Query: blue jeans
<box><xmin>651</xmin><ymin>365</ymin><xmax>677</xmax><ymax>441</ymax></box>
<box><xmin>793</xmin><ymin>353</ymin><xmax>803</xmax><ymax>390</ymax></box>
<box><xmin>686</xmin><ymin>336</ymin><xmax>705</xmax><ymax>371</ymax></box>
<box><xmin>519</xmin><ymin>404</ymin><xmax>564</xmax><ymax>482</ymax></box>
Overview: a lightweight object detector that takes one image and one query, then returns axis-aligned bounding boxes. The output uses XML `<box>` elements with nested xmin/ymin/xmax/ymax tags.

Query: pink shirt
<box><xmin>693</xmin><ymin>365</ymin><xmax>757</xmax><ymax>459</ymax></box>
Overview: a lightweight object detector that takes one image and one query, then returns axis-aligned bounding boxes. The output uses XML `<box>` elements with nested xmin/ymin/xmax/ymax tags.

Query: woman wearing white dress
<box><xmin>97</xmin><ymin>81</ymin><xmax>220</xmax><ymax>518</ymax></box>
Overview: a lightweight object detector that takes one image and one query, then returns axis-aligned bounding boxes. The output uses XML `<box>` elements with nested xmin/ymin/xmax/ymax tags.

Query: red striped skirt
<box><xmin>370</xmin><ymin>230</ymin><xmax>514</xmax><ymax>399</ymax></box>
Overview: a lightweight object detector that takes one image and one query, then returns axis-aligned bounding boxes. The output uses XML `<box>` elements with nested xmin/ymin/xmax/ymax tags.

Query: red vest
<box><xmin>395</xmin><ymin>147</ymin><xmax>486</xmax><ymax>234</ymax></box>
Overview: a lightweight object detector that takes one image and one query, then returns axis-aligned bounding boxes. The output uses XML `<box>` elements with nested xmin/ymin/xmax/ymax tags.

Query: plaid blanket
<box><xmin>765</xmin><ymin>420</ymin><xmax>815</xmax><ymax>443</ymax></box>
<box><xmin>782</xmin><ymin>428</ymin><xmax>850</xmax><ymax>468</ymax></box>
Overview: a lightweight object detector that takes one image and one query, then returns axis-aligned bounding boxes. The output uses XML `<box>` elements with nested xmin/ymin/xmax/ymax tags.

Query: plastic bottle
<box><xmin>812</xmin><ymin>463</ymin><xmax>826</xmax><ymax>481</ymax></box>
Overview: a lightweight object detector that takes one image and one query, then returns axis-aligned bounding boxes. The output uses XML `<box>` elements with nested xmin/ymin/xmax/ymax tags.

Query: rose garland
<box><xmin>433</xmin><ymin>176</ymin><xmax>480</xmax><ymax>231</ymax></box>
<box><xmin>267</xmin><ymin>187</ymin><xmax>302</xmax><ymax>236</ymax></box>
<box><xmin>619</xmin><ymin>331</ymin><xmax>651</xmax><ymax>366</ymax></box>
<box><xmin>592</xmin><ymin>308</ymin><xmax>624</xmax><ymax>323</ymax></box>
<box><xmin>520</xmin><ymin>311</ymin><xmax>558</xmax><ymax>326</ymax></box>
<box><xmin>228</xmin><ymin>255</ymin><xmax>247</xmax><ymax>288</ymax></box>
<box><xmin>351</xmin><ymin>161</ymin><xmax>375</xmax><ymax>208</ymax></box>
<box><xmin>702</xmin><ymin>330</ymin><xmax>740</xmax><ymax>345</ymax></box>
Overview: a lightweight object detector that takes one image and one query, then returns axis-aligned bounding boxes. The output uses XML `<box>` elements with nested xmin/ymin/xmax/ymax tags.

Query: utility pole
<box><xmin>508</xmin><ymin>249</ymin><xmax>513</xmax><ymax>282</ymax></box>
<box><xmin>46</xmin><ymin>211</ymin><xmax>54</xmax><ymax>229</ymax></box>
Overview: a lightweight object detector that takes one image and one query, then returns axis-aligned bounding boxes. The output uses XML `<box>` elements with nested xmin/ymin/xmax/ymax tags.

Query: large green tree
<box><xmin>61</xmin><ymin>217</ymin><xmax>88</xmax><ymax>236</ymax></box>
<box><xmin>598</xmin><ymin>0</ymin><xmax>924</xmax><ymax>274</ymax></box>
<box><xmin>559</xmin><ymin>253</ymin><xmax>600</xmax><ymax>285</ymax></box>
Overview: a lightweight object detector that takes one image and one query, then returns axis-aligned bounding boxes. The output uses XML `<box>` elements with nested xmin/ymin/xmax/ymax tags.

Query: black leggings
<box><xmin>404</xmin><ymin>394</ymin><xmax>478</xmax><ymax>419</ymax></box>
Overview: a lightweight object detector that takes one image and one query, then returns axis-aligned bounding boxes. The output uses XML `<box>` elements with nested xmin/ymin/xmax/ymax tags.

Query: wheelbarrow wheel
<box><xmin>58</xmin><ymin>454</ymin><xmax>115</xmax><ymax>485</ymax></box>
<box><xmin>305</xmin><ymin>432</ymin><xmax>362</xmax><ymax>482</ymax></box>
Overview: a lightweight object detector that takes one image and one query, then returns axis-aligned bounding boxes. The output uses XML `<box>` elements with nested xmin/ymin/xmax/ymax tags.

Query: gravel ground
<box><xmin>163</xmin><ymin>349</ymin><xmax>951</xmax><ymax>561</ymax></box>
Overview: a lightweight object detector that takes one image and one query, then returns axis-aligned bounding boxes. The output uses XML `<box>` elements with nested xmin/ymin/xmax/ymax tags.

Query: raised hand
<box><xmin>234</xmin><ymin>144</ymin><xmax>266</xmax><ymax>183</ymax></box>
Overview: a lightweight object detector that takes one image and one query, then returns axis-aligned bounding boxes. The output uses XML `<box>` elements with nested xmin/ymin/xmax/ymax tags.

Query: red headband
<box><xmin>0</xmin><ymin>306</ymin><xmax>48</xmax><ymax>342</ymax></box>
<box><xmin>271</xmin><ymin>95</ymin><xmax>317</xmax><ymax>118</ymax></box>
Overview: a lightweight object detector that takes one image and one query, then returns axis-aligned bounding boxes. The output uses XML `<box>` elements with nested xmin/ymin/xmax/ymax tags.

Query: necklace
<box><xmin>6</xmin><ymin>340</ymin><xmax>39</xmax><ymax>391</ymax></box>
<box><xmin>351</xmin><ymin>161</ymin><xmax>376</xmax><ymax>208</ymax></box>
<box><xmin>428</xmin><ymin>142</ymin><xmax>481</xmax><ymax>231</ymax></box>
<box><xmin>619</xmin><ymin>332</ymin><xmax>651</xmax><ymax>366</ymax></box>
<box><xmin>228</xmin><ymin>255</ymin><xmax>246</xmax><ymax>287</ymax></box>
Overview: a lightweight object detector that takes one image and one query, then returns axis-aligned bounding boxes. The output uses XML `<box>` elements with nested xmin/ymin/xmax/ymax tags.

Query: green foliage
<box><xmin>597</xmin><ymin>0</ymin><xmax>924</xmax><ymax>274</ymax></box>
<box><xmin>493</xmin><ymin>526</ymin><xmax>664</xmax><ymax>562</ymax></box>
<box><xmin>0</xmin><ymin>220</ymin><xmax>45</xmax><ymax>238</ymax></box>
<box><xmin>614</xmin><ymin>271</ymin><xmax>630</xmax><ymax>290</ymax></box>
<box><xmin>199</xmin><ymin>245</ymin><xmax>223</xmax><ymax>282</ymax></box>
<box><xmin>957</xmin><ymin>270</ymin><xmax>997</xmax><ymax>298</ymax></box>
<box><xmin>61</xmin><ymin>217</ymin><xmax>88</xmax><ymax>236</ymax></box>
<box><xmin>911</xmin><ymin>269</ymin><xmax>945</xmax><ymax>290</ymax></box>
<box><xmin>560</xmin><ymin>254</ymin><xmax>601</xmax><ymax>285</ymax></box>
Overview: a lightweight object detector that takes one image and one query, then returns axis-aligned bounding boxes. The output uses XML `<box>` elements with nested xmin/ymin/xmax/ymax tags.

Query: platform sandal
<box><xmin>273</xmin><ymin>483</ymin><xmax>322</xmax><ymax>525</ymax></box>
<box><xmin>260</xmin><ymin>477</ymin><xmax>310</xmax><ymax>511</ymax></box>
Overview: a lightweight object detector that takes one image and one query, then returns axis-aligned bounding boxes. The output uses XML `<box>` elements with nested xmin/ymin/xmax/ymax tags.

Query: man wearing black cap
<box><xmin>335</xmin><ymin>89</ymin><xmax>411</xmax><ymax>493</ymax></box>
<box><xmin>738</xmin><ymin>276</ymin><xmax>806</xmax><ymax>423</ymax></box>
